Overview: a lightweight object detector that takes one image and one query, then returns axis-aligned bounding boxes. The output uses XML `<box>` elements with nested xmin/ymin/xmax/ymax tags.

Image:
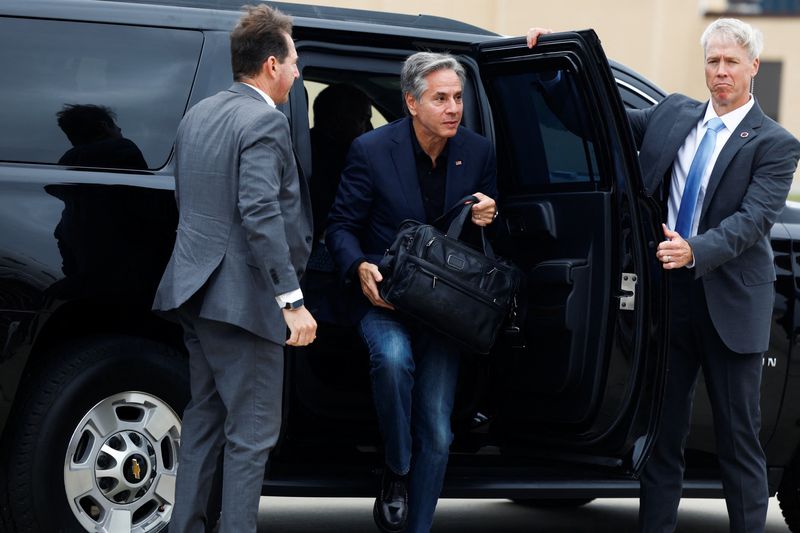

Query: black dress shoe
<box><xmin>373</xmin><ymin>468</ymin><xmax>408</xmax><ymax>532</ymax></box>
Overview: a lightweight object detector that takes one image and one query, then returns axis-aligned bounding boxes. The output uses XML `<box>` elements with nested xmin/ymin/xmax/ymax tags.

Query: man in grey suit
<box><xmin>153</xmin><ymin>5</ymin><xmax>316</xmax><ymax>532</ymax></box>
<box><xmin>529</xmin><ymin>17</ymin><xmax>800</xmax><ymax>533</ymax></box>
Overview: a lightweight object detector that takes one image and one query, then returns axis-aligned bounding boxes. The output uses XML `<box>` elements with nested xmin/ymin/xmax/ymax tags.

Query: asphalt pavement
<box><xmin>257</xmin><ymin>496</ymin><xmax>790</xmax><ymax>532</ymax></box>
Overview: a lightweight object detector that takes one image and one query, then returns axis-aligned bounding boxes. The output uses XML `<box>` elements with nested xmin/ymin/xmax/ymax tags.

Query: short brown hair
<box><xmin>230</xmin><ymin>4</ymin><xmax>293</xmax><ymax>81</ymax></box>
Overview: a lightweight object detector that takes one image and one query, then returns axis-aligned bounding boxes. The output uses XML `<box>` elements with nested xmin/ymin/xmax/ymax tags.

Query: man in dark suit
<box><xmin>326</xmin><ymin>52</ymin><xmax>498</xmax><ymax>533</ymax></box>
<box><xmin>153</xmin><ymin>5</ymin><xmax>316</xmax><ymax>532</ymax></box>
<box><xmin>530</xmin><ymin>17</ymin><xmax>800</xmax><ymax>533</ymax></box>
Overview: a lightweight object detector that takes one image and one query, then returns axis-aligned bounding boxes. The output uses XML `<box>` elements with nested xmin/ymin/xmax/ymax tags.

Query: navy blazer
<box><xmin>628</xmin><ymin>94</ymin><xmax>800</xmax><ymax>353</ymax></box>
<box><xmin>326</xmin><ymin>117</ymin><xmax>497</xmax><ymax>318</ymax></box>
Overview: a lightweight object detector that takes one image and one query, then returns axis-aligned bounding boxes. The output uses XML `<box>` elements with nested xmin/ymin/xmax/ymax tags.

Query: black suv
<box><xmin>1</xmin><ymin>1</ymin><xmax>799</xmax><ymax>532</ymax></box>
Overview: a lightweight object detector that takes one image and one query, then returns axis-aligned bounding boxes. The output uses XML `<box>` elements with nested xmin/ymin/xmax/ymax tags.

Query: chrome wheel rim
<box><xmin>64</xmin><ymin>391</ymin><xmax>181</xmax><ymax>532</ymax></box>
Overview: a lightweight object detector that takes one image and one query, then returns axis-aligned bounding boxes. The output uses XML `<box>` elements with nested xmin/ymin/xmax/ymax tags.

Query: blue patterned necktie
<box><xmin>674</xmin><ymin>117</ymin><xmax>726</xmax><ymax>239</ymax></box>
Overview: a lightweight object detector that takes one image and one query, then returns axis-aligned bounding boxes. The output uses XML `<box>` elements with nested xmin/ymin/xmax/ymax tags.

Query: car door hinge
<box><xmin>619</xmin><ymin>273</ymin><xmax>637</xmax><ymax>311</ymax></box>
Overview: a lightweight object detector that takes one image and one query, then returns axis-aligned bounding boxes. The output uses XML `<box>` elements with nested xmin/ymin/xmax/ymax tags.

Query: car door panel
<box><xmin>476</xmin><ymin>32</ymin><xmax>667</xmax><ymax>473</ymax></box>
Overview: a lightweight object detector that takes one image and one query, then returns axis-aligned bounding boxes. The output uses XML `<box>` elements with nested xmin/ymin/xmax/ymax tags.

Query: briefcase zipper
<box><xmin>412</xmin><ymin>263</ymin><xmax>504</xmax><ymax>310</ymax></box>
<box><xmin>481</xmin><ymin>267</ymin><xmax>498</xmax><ymax>291</ymax></box>
<box><xmin>407</xmin><ymin>256</ymin><xmax>514</xmax><ymax>306</ymax></box>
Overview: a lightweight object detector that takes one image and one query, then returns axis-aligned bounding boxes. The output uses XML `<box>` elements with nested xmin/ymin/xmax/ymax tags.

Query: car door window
<box><xmin>0</xmin><ymin>17</ymin><xmax>202</xmax><ymax>171</ymax></box>
<box><xmin>484</xmin><ymin>65</ymin><xmax>600</xmax><ymax>192</ymax></box>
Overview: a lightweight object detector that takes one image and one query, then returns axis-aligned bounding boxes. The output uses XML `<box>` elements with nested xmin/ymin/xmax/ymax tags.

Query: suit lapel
<box><xmin>643</xmin><ymin>103</ymin><xmax>706</xmax><ymax>195</ymax></box>
<box><xmin>390</xmin><ymin>119</ymin><xmax>426</xmax><ymax>222</ymax></box>
<box><xmin>700</xmin><ymin>102</ymin><xmax>762</xmax><ymax>216</ymax></box>
<box><xmin>646</xmin><ymin>101</ymin><xmax>706</xmax><ymax>195</ymax></box>
<box><xmin>444</xmin><ymin>130</ymin><xmax>467</xmax><ymax>210</ymax></box>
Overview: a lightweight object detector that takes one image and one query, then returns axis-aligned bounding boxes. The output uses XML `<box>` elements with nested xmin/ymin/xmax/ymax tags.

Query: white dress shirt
<box><xmin>242</xmin><ymin>83</ymin><xmax>304</xmax><ymax>308</ymax></box>
<box><xmin>242</xmin><ymin>82</ymin><xmax>276</xmax><ymax>108</ymax></box>
<box><xmin>667</xmin><ymin>96</ymin><xmax>755</xmax><ymax>239</ymax></box>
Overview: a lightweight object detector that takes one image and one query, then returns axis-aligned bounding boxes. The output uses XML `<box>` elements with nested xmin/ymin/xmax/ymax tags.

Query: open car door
<box><xmin>474</xmin><ymin>30</ymin><xmax>668</xmax><ymax>475</ymax></box>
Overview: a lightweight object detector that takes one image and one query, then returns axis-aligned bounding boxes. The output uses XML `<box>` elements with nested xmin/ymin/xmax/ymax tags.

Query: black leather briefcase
<box><xmin>378</xmin><ymin>197</ymin><xmax>522</xmax><ymax>354</ymax></box>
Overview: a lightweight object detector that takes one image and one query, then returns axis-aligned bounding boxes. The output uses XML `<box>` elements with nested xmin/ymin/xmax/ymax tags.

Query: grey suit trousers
<box><xmin>170</xmin><ymin>296</ymin><xmax>284</xmax><ymax>533</ymax></box>
<box><xmin>639</xmin><ymin>269</ymin><xmax>767</xmax><ymax>533</ymax></box>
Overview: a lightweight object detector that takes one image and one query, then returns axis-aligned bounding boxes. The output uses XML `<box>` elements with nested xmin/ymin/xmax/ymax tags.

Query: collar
<box><xmin>702</xmin><ymin>95</ymin><xmax>754</xmax><ymax>132</ymax></box>
<box><xmin>242</xmin><ymin>82</ymin><xmax>276</xmax><ymax>108</ymax></box>
<box><xmin>409</xmin><ymin>119</ymin><xmax>449</xmax><ymax>164</ymax></box>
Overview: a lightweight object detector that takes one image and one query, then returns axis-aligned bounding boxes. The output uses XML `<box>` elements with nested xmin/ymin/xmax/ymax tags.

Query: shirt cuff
<box><xmin>275</xmin><ymin>288</ymin><xmax>304</xmax><ymax>308</ymax></box>
<box><xmin>686</xmin><ymin>239</ymin><xmax>696</xmax><ymax>269</ymax></box>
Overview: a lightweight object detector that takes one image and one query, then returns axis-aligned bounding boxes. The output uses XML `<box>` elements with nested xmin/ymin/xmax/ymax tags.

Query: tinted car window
<box><xmin>0</xmin><ymin>17</ymin><xmax>202</xmax><ymax>170</ymax></box>
<box><xmin>486</xmin><ymin>67</ymin><xmax>599</xmax><ymax>191</ymax></box>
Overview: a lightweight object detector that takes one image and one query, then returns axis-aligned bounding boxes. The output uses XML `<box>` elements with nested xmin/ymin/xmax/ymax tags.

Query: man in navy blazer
<box><xmin>529</xmin><ymin>18</ymin><xmax>800</xmax><ymax>533</ymax></box>
<box><xmin>326</xmin><ymin>52</ymin><xmax>497</xmax><ymax>533</ymax></box>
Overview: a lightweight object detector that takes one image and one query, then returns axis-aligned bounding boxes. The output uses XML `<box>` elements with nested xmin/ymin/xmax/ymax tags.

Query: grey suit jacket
<box><xmin>154</xmin><ymin>83</ymin><xmax>312</xmax><ymax>344</ymax></box>
<box><xmin>628</xmin><ymin>94</ymin><xmax>800</xmax><ymax>353</ymax></box>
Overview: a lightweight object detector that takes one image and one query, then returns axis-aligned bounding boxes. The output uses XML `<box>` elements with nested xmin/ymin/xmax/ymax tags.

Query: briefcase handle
<box><xmin>442</xmin><ymin>195</ymin><xmax>495</xmax><ymax>259</ymax></box>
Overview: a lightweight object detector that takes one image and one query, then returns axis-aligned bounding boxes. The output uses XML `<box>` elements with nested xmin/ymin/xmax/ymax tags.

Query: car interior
<box><xmin>282</xmin><ymin>45</ymin><xmax>643</xmax><ymax>466</ymax></box>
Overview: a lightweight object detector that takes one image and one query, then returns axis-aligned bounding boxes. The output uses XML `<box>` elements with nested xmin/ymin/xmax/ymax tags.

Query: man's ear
<box><xmin>262</xmin><ymin>56</ymin><xmax>278</xmax><ymax>79</ymax></box>
<box><xmin>404</xmin><ymin>93</ymin><xmax>417</xmax><ymax>116</ymax></box>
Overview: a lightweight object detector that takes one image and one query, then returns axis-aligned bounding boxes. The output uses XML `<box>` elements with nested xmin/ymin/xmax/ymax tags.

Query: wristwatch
<box><xmin>284</xmin><ymin>298</ymin><xmax>304</xmax><ymax>310</ymax></box>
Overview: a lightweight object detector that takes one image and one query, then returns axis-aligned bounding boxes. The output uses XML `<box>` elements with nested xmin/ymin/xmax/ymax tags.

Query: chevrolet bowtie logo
<box><xmin>132</xmin><ymin>458</ymin><xmax>141</xmax><ymax>481</ymax></box>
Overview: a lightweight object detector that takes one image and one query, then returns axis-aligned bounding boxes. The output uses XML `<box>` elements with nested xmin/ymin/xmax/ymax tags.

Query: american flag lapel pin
<box><xmin>455</xmin><ymin>160</ymin><xmax>463</xmax><ymax>166</ymax></box>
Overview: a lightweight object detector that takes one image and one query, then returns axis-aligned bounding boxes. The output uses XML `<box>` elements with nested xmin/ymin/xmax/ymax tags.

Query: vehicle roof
<box><xmin>114</xmin><ymin>0</ymin><xmax>495</xmax><ymax>34</ymax></box>
<box><xmin>2</xmin><ymin>0</ymin><xmax>665</xmax><ymax>104</ymax></box>
<box><xmin>2</xmin><ymin>0</ymin><xmax>497</xmax><ymax>41</ymax></box>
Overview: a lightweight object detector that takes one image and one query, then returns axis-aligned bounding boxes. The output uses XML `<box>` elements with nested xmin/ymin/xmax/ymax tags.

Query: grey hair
<box><xmin>701</xmin><ymin>18</ymin><xmax>763</xmax><ymax>61</ymax></box>
<box><xmin>400</xmin><ymin>52</ymin><xmax>466</xmax><ymax>112</ymax></box>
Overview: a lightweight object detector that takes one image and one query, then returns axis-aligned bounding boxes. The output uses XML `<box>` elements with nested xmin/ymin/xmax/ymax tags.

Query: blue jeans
<box><xmin>359</xmin><ymin>308</ymin><xmax>461</xmax><ymax>533</ymax></box>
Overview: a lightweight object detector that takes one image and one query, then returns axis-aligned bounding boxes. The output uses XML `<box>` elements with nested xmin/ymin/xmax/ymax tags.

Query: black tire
<box><xmin>779</xmin><ymin>462</ymin><xmax>800</xmax><ymax>532</ymax></box>
<box><xmin>4</xmin><ymin>336</ymin><xmax>189</xmax><ymax>533</ymax></box>
<box><xmin>510</xmin><ymin>498</ymin><xmax>595</xmax><ymax>508</ymax></box>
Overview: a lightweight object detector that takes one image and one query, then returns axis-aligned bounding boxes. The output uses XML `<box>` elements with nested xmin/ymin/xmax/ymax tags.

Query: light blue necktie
<box><xmin>674</xmin><ymin>117</ymin><xmax>726</xmax><ymax>239</ymax></box>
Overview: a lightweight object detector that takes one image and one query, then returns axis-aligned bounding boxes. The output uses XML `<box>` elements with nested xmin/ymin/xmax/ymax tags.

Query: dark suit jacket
<box><xmin>326</xmin><ymin>117</ymin><xmax>497</xmax><ymax>319</ymax></box>
<box><xmin>153</xmin><ymin>83</ymin><xmax>312</xmax><ymax>344</ymax></box>
<box><xmin>628</xmin><ymin>94</ymin><xmax>800</xmax><ymax>353</ymax></box>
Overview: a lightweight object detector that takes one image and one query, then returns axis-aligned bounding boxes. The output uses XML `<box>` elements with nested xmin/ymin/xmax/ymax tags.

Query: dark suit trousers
<box><xmin>170</xmin><ymin>296</ymin><xmax>284</xmax><ymax>533</ymax></box>
<box><xmin>639</xmin><ymin>269</ymin><xmax>767</xmax><ymax>533</ymax></box>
